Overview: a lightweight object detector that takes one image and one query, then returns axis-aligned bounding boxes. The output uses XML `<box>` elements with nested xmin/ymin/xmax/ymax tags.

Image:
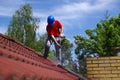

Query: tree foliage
<box><xmin>61</xmin><ymin>38</ymin><xmax>73</xmax><ymax>66</ymax></box>
<box><xmin>36</xmin><ymin>33</ymin><xmax>47</xmax><ymax>53</ymax></box>
<box><xmin>74</xmin><ymin>13</ymin><xmax>120</xmax><ymax>76</ymax></box>
<box><xmin>86</xmin><ymin>14</ymin><xmax>120</xmax><ymax>56</ymax></box>
<box><xmin>61</xmin><ymin>38</ymin><xmax>80</xmax><ymax>73</ymax></box>
<box><xmin>74</xmin><ymin>35</ymin><xmax>97</xmax><ymax>76</ymax></box>
<box><xmin>74</xmin><ymin>35</ymin><xmax>97</xmax><ymax>57</ymax></box>
<box><xmin>6</xmin><ymin>3</ymin><xmax>40</xmax><ymax>50</ymax></box>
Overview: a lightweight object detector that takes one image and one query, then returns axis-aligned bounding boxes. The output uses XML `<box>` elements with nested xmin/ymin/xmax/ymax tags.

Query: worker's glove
<box><xmin>60</xmin><ymin>33</ymin><xmax>65</xmax><ymax>38</ymax></box>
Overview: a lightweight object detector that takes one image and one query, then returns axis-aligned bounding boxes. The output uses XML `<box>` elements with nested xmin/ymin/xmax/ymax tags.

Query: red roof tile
<box><xmin>0</xmin><ymin>33</ymin><xmax>85</xmax><ymax>80</ymax></box>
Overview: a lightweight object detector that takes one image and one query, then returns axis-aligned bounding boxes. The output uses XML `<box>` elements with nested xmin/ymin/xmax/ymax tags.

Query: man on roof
<box><xmin>43</xmin><ymin>15</ymin><xmax>64</xmax><ymax>65</ymax></box>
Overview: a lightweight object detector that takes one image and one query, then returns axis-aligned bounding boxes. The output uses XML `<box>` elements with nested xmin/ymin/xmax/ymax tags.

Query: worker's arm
<box><xmin>51</xmin><ymin>35</ymin><xmax>61</xmax><ymax>48</ymax></box>
<box><xmin>60</xmin><ymin>27</ymin><xmax>64</xmax><ymax>35</ymax></box>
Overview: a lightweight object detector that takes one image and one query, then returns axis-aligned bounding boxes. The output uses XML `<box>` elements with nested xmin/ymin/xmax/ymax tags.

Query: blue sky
<box><xmin>0</xmin><ymin>0</ymin><xmax>120</xmax><ymax>41</ymax></box>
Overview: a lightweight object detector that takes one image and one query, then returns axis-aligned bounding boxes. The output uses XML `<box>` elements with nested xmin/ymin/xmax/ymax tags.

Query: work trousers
<box><xmin>43</xmin><ymin>37</ymin><xmax>61</xmax><ymax>64</ymax></box>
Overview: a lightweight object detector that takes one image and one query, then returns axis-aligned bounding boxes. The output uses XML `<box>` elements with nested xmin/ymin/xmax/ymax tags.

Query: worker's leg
<box><xmin>54</xmin><ymin>38</ymin><xmax>61</xmax><ymax>65</ymax></box>
<box><xmin>43</xmin><ymin>38</ymin><xmax>52</xmax><ymax>59</ymax></box>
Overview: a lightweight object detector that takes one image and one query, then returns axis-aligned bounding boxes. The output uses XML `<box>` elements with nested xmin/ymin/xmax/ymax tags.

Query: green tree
<box><xmin>73</xmin><ymin>13</ymin><xmax>120</xmax><ymax>77</ymax></box>
<box><xmin>74</xmin><ymin>35</ymin><xmax>97</xmax><ymax>57</ymax></box>
<box><xmin>36</xmin><ymin>33</ymin><xmax>47</xmax><ymax>53</ymax></box>
<box><xmin>86</xmin><ymin>14</ymin><xmax>120</xmax><ymax>56</ymax></box>
<box><xmin>61</xmin><ymin>38</ymin><xmax>73</xmax><ymax>66</ymax></box>
<box><xmin>55</xmin><ymin>38</ymin><xmax>81</xmax><ymax>75</ymax></box>
<box><xmin>74</xmin><ymin>35</ymin><xmax>97</xmax><ymax>76</ymax></box>
<box><xmin>36</xmin><ymin>33</ymin><xmax>58</xmax><ymax>60</ymax></box>
<box><xmin>6</xmin><ymin>3</ymin><xmax>40</xmax><ymax>49</ymax></box>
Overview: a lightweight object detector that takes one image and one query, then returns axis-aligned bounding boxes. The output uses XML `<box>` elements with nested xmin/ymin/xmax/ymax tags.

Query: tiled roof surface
<box><xmin>0</xmin><ymin>33</ymin><xmax>85</xmax><ymax>80</ymax></box>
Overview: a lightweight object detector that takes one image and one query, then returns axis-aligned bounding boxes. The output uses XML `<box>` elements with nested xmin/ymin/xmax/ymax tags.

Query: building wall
<box><xmin>87</xmin><ymin>56</ymin><xmax>120</xmax><ymax>80</ymax></box>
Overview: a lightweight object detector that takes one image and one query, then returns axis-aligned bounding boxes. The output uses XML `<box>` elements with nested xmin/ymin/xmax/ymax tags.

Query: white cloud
<box><xmin>53</xmin><ymin>0</ymin><xmax>115</xmax><ymax>19</ymax></box>
<box><xmin>0</xmin><ymin>0</ymin><xmax>24</xmax><ymax>5</ymax></box>
<box><xmin>33</xmin><ymin>12</ymin><xmax>47</xmax><ymax>18</ymax></box>
<box><xmin>36</xmin><ymin>20</ymin><xmax>46</xmax><ymax>35</ymax></box>
<box><xmin>33</xmin><ymin>12</ymin><xmax>48</xmax><ymax>35</ymax></box>
<box><xmin>0</xmin><ymin>0</ymin><xmax>25</xmax><ymax>17</ymax></box>
<box><xmin>0</xmin><ymin>26</ymin><xmax>7</xmax><ymax>34</ymax></box>
<box><xmin>33</xmin><ymin>0</ymin><xmax>118</xmax><ymax>35</ymax></box>
<box><xmin>0</xmin><ymin>6</ymin><xmax>16</xmax><ymax>17</ymax></box>
<box><xmin>0</xmin><ymin>0</ymin><xmax>119</xmax><ymax>35</ymax></box>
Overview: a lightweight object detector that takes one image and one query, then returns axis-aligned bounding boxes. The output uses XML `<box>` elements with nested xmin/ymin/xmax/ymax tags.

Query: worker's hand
<box><xmin>51</xmin><ymin>35</ymin><xmax>61</xmax><ymax>48</ymax></box>
<box><xmin>60</xmin><ymin>33</ymin><xmax>65</xmax><ymax>38</ymax></box>
<box><xmin>60</xmin><ymin>33</ymin><xmax>64</xmax><ymax>37</ymax></box>
<box><xmin>56</xmin><ymin>42</ymin><xmax>61</xmax><ymax>48</ymax></box>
